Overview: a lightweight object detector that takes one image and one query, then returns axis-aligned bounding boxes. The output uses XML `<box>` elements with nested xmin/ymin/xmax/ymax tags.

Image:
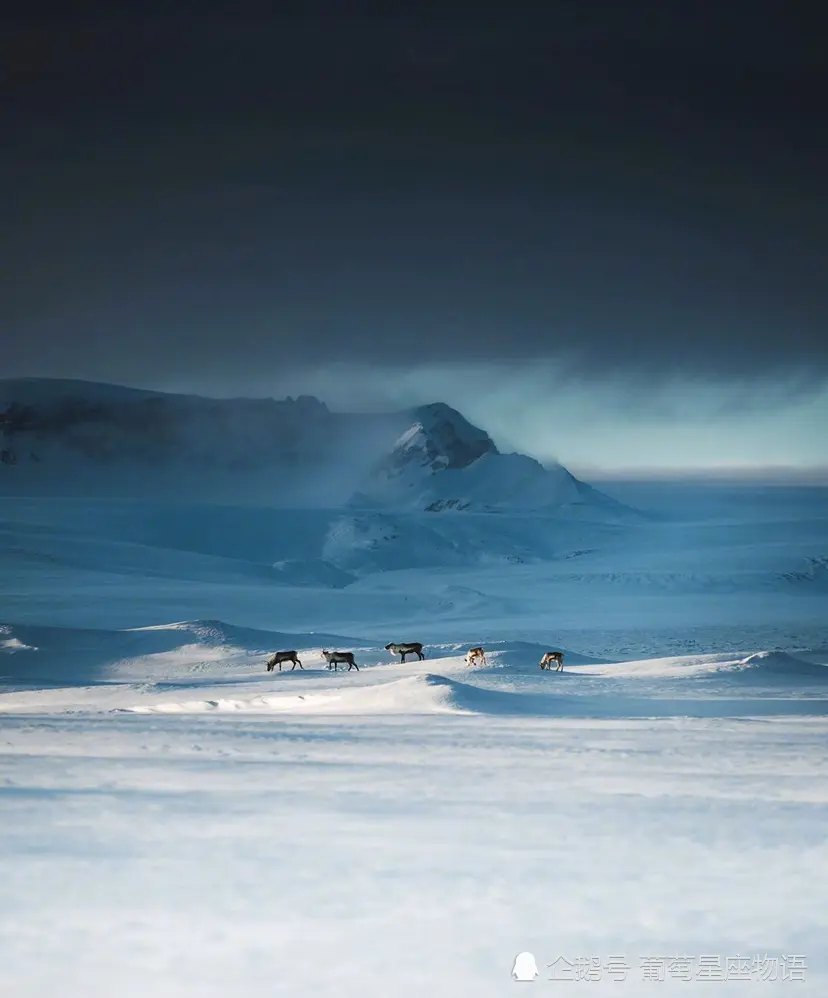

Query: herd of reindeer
<box><xmin>265</xmin><ymin>642</ymin><xmax>565</xmax><ymax>673</ymax></box>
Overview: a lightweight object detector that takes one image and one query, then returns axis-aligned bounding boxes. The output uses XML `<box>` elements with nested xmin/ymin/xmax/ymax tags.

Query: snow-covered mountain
<box><xmin>0</xmin><ymin>378</ymin><xmax>404</xmax><ymax>502</ymax></box>
<box><xmin>0</xmin><ymin>378</ymin><xmax>334</xmax><ymax>467</ymax></box>
<box><xmin>0</xmin><ymin>378</ymin><xmax>626</xmax><ymax>514</ymax></box>
<box><xmin>349</xmin><ymin>401</ymin><xmax>629</xmax><ymax>514</ymax></box>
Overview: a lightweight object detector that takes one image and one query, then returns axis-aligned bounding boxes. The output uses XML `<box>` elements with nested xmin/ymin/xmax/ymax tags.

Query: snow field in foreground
<box><xmin>1</xmin><ymin>711</ymin><xmax>827</xmax><ymax>997</ymax></box>
<box><xmin>1</xmin><ymin>480</ymin><xmax>827</xmax><ymax>995</ymax></box>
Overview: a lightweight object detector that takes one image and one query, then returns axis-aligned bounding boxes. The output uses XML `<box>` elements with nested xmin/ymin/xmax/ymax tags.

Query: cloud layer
<box><xmin>3</xmin><ymin>6</ymin><xmax>826</xmax><ymax>389</ymax></box>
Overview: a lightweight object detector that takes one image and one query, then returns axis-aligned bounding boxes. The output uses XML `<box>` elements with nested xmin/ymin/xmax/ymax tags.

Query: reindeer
<box><xmin>385</xmin><ymin>642</ymin><xmax>425</xmax><ymax>662</ymax></box>
<box><xmin>465</xmin><ymin>646</ymin><xmax>486</xmax><ymax>666</ymax></box>
<box><xmin>321</xmin><ymin>649</ymin><xmax>360</xmax><ymax>671</ymax></box>
<box><xmin>266</xmin><ymin>650</ymin><xmax>303</xmax><ymax>672</ymax></box>
<box><xmin>539</xmin><ymin>651</ymin><xmax>564</xmax><ymax>672</ymax></box>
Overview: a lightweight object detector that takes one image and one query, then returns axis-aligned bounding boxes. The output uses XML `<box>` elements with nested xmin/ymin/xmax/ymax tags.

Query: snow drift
<box><xmin>118</xmin><ymin>665</ymin><xmax>828</xmax><ymax>719</ymax></box>
<box><xmin>0</xmin><ymin>618</ymin><xmax>371</xmax><ymax>687</ymax></box>
<box><xmin>124</xmin><ymin>674</ymin><xmax>472</xmax><ymax>716</ymax></box>
<box><xmin>725</xmin><ymin>650</ymin><xmax>828</xmax><ymax>680</ymax></box>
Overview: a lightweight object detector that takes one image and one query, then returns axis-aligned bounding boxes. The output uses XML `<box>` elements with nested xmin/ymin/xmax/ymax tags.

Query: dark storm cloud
<box><xmin>2</xmin><ymin>3</ymin><xmax>827</xmax><ymax>388</ymax></box>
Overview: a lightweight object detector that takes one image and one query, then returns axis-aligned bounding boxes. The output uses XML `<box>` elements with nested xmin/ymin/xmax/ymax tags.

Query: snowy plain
<box><xmin>1</xmin><ymin>432</ymin><xmax>828</xmax><ymax>994</ymax></box>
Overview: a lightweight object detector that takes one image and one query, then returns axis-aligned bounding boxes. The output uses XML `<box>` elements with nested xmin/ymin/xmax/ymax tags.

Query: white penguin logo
<box><xmin>512</xmin><ymin>951</ymin><xmax>539</xmax><ymax>981</ymax></box>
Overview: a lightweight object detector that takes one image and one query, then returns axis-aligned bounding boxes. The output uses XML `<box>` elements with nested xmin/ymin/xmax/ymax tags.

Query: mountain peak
<box><xmin>389</xmin><ymin>403</ymin><xmax>498</xmax><ymax>475</ymax></box>
<box><xmin>350</xmin><ymin>402</ymin><xmax>636</xmax><ymax>515</ymax></box>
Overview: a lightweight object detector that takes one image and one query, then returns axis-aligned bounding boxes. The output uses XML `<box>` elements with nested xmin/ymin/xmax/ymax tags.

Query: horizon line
<box><xmin>571</xmin><ymin>464</ymin><xmax>828</xmax><ymax>485</ymax></box>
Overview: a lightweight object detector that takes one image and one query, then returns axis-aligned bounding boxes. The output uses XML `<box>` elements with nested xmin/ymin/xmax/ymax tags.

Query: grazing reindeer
<box><xmin>321</xmin><ymin>649</ymin><xmax>360</xmax><ymax>671</ymax></box>
<box><xmin>465</xmin><ymin>646</ymin><xmax>486</xmax><ymax>666</ymax></box>
<box><xmin>539</xmin><ymin>651</ymin><xmax>564</xmax><ymax>672</ymax></box>
<box><xmin>385</xmin><ymin>642</ymin><xmax>425</xmax><ymax>662</ymax></box>
<box><xmin>266</xmin><ymin>650</ymin><xmax>303</xmax><ymax>672</ymax></box>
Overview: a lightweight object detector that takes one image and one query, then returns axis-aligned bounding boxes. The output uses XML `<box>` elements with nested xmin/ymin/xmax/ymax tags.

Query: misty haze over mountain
<box><xmin>0</xmin><ymin>378</ymin><xmax>633</xmax><ymax>513</ymax></box>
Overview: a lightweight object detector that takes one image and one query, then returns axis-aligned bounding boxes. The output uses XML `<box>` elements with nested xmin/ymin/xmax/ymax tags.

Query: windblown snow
<box><xmin>1</xmin><ymin>380</ymin><xmax>827</xmax><ymax>997</ymax></box>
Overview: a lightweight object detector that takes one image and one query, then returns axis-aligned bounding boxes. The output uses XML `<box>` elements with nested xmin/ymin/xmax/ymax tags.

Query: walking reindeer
<box><xmin>385</xmin><ymin>642</ymin><xmax>425</xmax><ymax>662</ymax></box>
<box><xmin>321</xmin><ymin>649</ymin><xmax>360</xmax><ymax>671</ymax></box>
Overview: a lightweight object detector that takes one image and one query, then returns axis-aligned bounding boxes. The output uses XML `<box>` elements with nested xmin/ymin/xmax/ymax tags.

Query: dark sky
<box><xmin>3</xmin><ymin>2</ymin><xmax>827</xmax><ymax>391</ymax></box>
